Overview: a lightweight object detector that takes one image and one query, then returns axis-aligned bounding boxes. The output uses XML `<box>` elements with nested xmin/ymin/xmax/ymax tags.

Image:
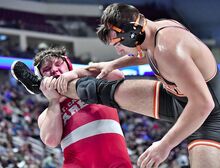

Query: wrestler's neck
<box><xmin>140</xmin><ymin>19</ymin><xmax>158</xmax><ymax>53</ymax></box>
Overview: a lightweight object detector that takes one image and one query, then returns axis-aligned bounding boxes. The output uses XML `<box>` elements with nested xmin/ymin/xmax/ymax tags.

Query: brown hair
<box><xmin>97</xmin><ymin>3</ymin><xmax>140</xmax><ymax>44</ymax></box>
<box><xmin>34</xmin><ymin>47</ymin><xmax>66</xmax><ymax>68</ymax></box>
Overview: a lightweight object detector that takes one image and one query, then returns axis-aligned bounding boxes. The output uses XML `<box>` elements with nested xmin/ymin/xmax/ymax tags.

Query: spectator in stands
<box><xmin>0</xmin><ymin>81</ymin><xmax>48</xmax><ymax>167</ymax></box>
<box><xmin>42</xmin><ymin>153</ymin><xmax>56</xmax><ymax>168</ymax></box>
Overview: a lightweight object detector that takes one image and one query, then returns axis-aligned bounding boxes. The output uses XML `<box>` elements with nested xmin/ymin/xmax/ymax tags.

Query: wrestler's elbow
<box><xmin>41</xmin><ymin>135</ymin><xmax>61</xmax><ymax>148</ymax></box>
<box><xmin>197</xmin><ymin>96</ymin><xmax>215</xmax><ymax>116</ymax></box>
<box><xmin>204</xmin><ymin>98</ymin><xmax>215</xmax><ymax>114</ymax></box>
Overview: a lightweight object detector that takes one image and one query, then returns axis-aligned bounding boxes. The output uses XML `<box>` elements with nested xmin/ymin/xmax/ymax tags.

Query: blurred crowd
<box><xmin>119</xmin><ymin>110</ymin><xmax>189</xmax><ymax>168</ymax></box>
<box><xmin>0</xmin><ymin>43</ymin><xmax>90</xmax><ymax>64</ymax></box>
<box><xmin>0</xmin><ymin>8</ymin><xmax>97</xmax><ymax>37</ymax></box>
<box><xmin>0</xmin><ymin>70</ymin><xmax>189</xmax><ymax>168</ymax></box>
<box><xmin>0</xmin><ymin>78</ymin><xmax>62</xmax><ymax>168</ymax></box>
<box><xmin>0</xmin><ymin>43</ymin><xmax>36</xmax><ymax>59</ymax></box>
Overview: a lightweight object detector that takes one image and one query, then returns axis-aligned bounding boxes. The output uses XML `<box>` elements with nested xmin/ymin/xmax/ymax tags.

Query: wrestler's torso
<box><xmin>60</xmin><ymin>98</ymin><xmax>132</xmax><ymax>168</ymax></box>
<box><xmin>147</xmin><ymin>19</ymin><xmax>217</xmax><ymax>97</ymax></box>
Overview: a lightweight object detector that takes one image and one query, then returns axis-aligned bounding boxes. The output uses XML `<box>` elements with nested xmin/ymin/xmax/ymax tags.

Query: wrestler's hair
<box><xmin>97</xmin><ymin>3</ymin><xmax>140</xmax><ymax>44</ymax></box>
<box><xmin>34</xmin><ymin>47</ymin><xmax>66</xmax><ymax>67</ymax></box>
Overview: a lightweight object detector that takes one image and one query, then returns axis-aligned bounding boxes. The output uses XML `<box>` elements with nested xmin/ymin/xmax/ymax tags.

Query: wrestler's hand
<box><xmin>137</xmin><ymin>140</ymin><xmax>171</xmax><ymax>168</ymax></box>
<box><xmin>40</xmin><ymin>76</ymin><xmax>62</xmax><ymax>101</ymax></box>
<box><xmin>85</xmin><ymin>61</ymin><xmax>115</xmax><ymax>79</ymax></box>
<box><xmin>55</xmin><ymin>70</ymin><xmax>78</xmax><ymax>95</ymax></box>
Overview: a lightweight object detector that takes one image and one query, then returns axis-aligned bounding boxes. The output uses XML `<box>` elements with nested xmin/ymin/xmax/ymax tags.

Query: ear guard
<box><xmin>109</xmin><ymin>14</ymin><xmax>147</xmax><ymax>58</ymax></box>
<box><xmin>34</xmin><ymin>55</ymin><xmax>73</xmax><ymax>78</ymax></box>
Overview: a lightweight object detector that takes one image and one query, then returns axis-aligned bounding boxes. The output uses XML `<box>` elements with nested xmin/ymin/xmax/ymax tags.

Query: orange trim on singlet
<box><xmin>188</xmin><ymin>140</ymin><xmax>220</xmax><ymax>151</ymax></box>
<box><xmin>164</xmin><ymin>85</ymin><xmax>185</xmax><ymax>97</ymax></box>
<box><xmin>153</xmin><ymin>81</ymin><xmax>160</xmax><ymax>119</ymax></box>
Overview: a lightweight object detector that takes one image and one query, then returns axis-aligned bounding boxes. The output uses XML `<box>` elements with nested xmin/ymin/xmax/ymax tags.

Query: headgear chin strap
<box><xmin>110</xmin><ymin>14</ymin><xmax>147</xmax><ymax>58</ymax></box>
<box><xmin>34</xmin><ymin>55</ymin><xmax>73</xmax><ymax>78</ymax></box>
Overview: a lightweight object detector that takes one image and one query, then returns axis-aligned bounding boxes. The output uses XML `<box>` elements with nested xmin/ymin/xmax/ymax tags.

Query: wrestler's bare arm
<box><xmin>38</xmin><ymin>77</ymin><xmax>64</xmax><ymax>148</ymax></box>
<box><xmin>61</xmin><ymin>67</ymin><xmax>127</xmax><ymax>101</ymax></box>
<box><xmin>38</xmin><ymin>100</ymin><xmax>63</xmax><ymax>148</ymax></box>
<box><xmin>155</xmin><ymin>33</ymin><xmax>214</xmax><ymax>149</ymax></box>
<box><xmin>86</xmin><ymin>55</ymin><xmax>148</xmax><ymax>78</ymax></box>
<box><xmin>74</xmin><ymin>67</ymin><xmax>125</xmax><ymax>80</ymax></box>
<box><xmin>55</xmin><ymin>67</ymin><xmax>125</xmax><ymax>95</ymax></box>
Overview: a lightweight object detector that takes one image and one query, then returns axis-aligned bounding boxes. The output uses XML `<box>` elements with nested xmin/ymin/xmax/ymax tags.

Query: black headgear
<box><xmin>110</xmin><ymin>14</ymin><xmax>146</xmax><ymax>48</ymax></box>
<box><xmin>109</xmin><ymin>14</ymin><xmax>147</xmax><ymax>58</ymax></box>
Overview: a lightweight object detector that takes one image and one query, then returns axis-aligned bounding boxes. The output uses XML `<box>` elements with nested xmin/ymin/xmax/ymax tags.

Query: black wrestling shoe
<box><xmin>11</xmin><ymin>61</ymin><xmax>42</xmax><ymax>94</ymax></box>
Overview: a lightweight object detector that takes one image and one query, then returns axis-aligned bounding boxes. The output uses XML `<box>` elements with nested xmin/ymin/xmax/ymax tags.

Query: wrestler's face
<box><xmin>40</xmin><ymin>57</ymin><xmax>69</xmax><ymax>77</ymax></box>
<box><xmin>108</xmin><ymin>30</ymin><xmax>138</xmax><ymax>56</ymax></box>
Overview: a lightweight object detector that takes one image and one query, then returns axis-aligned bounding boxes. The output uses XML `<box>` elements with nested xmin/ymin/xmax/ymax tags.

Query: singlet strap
<box><xmin>154</xmin><ymin>26</ymin><xmax>188</xmax><ymax>47</ymax></box>
<box><xmin>147</xmin><ymin>24</ymin><xmax>190</xmax><ymax>86</ymax></box>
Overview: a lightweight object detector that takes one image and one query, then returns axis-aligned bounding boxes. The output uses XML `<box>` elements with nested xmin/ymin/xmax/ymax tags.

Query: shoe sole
<box><xmin>11</xmin><ymin>60</ymin><xmax>35</xmax><ymax>94</ymax></box>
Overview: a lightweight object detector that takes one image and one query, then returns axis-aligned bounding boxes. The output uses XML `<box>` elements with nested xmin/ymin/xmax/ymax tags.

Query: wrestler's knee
<box><xmin>76</xmin><ymin>77</ymin><xmax>124</xmax><ymax>108</ymax></box>
<box><xmin>189</xmin><ymin>145</ymin><xmax>220</xmax><ymax>168</ymax></box>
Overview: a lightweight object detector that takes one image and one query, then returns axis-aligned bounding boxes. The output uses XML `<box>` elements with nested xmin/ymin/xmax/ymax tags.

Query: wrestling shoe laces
<box><xmin>11</xmin><ymin>61</ymin><xmax>42</xmax><ymax>94</ymax></box>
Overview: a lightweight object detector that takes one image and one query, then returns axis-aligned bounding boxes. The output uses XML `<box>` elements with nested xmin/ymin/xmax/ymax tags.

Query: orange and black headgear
<box><xmin>109</xmin><ymin>14</ymin><xmax>147</xmax><ymax>57</ymax></box>
<box><xmin>110</xmin><ymin>14</ymin><xmax>146</xmax><ymax>47</ymax></box>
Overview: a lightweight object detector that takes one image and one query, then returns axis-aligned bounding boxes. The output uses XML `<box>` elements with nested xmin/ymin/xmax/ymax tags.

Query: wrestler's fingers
<box><xmin>96</xmin><ymin>70</ymin><xmax>108</xmax><ymax>79</ymax></box>
<box><xmin>137</xmin><ymin>150</ymin><xmax>149</xmax><ymax>166</ymax></box>
<box><xmin>153</xmin><ymin>161</ymin><xmax>159</xmax><ymax>168</ymax></box>
<box><xmin>145</xmin><ymin>159</ymin><xmax>154</xmax><ymax>168</ymax></box>
<box><xmin>85</xmin><ymin>62</ymin><xmax>101</xmax><ymax>70</ymax></box>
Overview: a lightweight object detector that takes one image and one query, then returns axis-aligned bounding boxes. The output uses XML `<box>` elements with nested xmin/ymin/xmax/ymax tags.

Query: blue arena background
<box><xmin>1</xmin><ymin>55</ymin><xmax>220</xmax><ymax>76</ymax></box>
